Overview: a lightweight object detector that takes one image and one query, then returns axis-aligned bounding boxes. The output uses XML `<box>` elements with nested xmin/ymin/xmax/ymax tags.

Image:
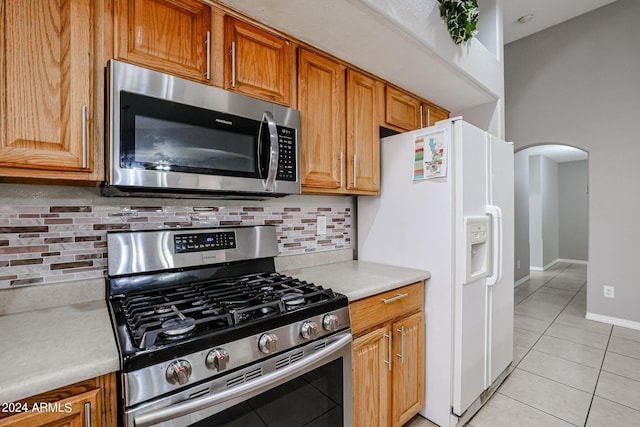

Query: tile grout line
<box><xmin>582</xmin><ymin>326</ymin><xmax>614</xmax><ymax>427</ymax></box>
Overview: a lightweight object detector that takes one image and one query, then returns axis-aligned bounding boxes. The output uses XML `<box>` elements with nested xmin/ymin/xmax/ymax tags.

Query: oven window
<box><xmin>119</xmin><ymin>91</ymin><xmax>262</xmax><ymax>178</ymax></box>
<box><xmin>190</xmin><ymin>358</ymin><xmax>343</xmax><ymax>427</ymax></box>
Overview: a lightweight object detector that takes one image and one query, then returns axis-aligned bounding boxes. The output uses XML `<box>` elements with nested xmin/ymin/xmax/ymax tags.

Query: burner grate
<box><xmin>113</xmin><ymin>272</ymin><xmax>336</xmax><ymax>350</ymax></box>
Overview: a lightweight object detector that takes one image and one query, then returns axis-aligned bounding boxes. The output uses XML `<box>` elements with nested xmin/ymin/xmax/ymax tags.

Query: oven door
<box><xmin>127</xmin><ymin>331</ymin><xmax>352</xmax><ymax>427</ymax></box>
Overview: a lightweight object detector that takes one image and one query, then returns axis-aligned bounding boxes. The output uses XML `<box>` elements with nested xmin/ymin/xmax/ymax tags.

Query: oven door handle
<box><xmin>133</xmin><ymin>332</ymin><xmax>352</xmax><ymax>427</ymax></box>
<box><xmin>257</xmin><ymin>110</ymin><xmax>279</xmax><ymax>192</ymax></box>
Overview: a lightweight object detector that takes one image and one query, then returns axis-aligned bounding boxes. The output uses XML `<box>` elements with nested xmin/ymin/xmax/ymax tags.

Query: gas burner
<box><xmin>161</xmin><ymin>317</ymin><xmax>196</xmax><ymax>336</ymax></box>
<box><xmin>281</xmin><ymin>293</ymin><xmax>306</xmax><ymax>308</ymax></box>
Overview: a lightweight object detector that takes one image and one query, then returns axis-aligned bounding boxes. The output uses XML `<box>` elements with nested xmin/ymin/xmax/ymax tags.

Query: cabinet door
<box><xmin>0</xmin><ymin>0</ymin><xmax>93</xmax><ymax>173</ymax></box>
<box><xmin>385</xmin><ymin>86</ymin><xmax>421</xmax><ymax>131</ymax></box>
<box><xmin>0</xmin><ymin>389</ymin><xmax>100</xmax><ymax>427</ymax></box>
<box><xmin>298</xmin><ymin>49</ymin><xmax>346</xmax><ymax>191</ymax></box>
<box><xmin>346</xmin><ymin>69</ymin><xmax>382</xmax><ymax>193</ymax></box>
<box><xmin>392</xmin><ymin>311</ymin><xmax>424</xmax><ymax>427</ymax></box>
<box><xmin>115</xmin><ymin>0</ymin><xmax>212</xmax><ymax>82</ymax></box>
<box><xmin>225</xmin><ymin>18</ymin><xmax>292</xmax><ymax>105</ymax></box>
<box><xmin>422</xmin><ymin>102</ymin><xmax>450</xmax><ymax>127</ymax></box>
<box><xmin>352</xmin><ymin>326</ymin><xmax>391</xmax><ymax>427</ymax></box>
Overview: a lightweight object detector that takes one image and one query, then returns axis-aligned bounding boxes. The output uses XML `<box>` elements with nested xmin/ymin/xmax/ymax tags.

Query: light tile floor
<box><xmin>404</xmin><ymin>262</ymin><xmax>640</xmax><ymax>427</ymax></box>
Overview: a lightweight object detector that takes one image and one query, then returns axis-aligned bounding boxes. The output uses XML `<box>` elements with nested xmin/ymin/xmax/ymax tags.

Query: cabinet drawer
<box><xmin>350</xmin><ymin>282</ymin><xmax>424</xmax><ymax>335</ymax></box>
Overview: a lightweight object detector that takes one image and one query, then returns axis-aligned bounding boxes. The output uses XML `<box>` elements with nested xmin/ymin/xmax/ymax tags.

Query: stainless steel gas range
<box><xmin>106</xmin><ymin>226</ymin><xmax>352</xmax><ymax>427</ymax></box>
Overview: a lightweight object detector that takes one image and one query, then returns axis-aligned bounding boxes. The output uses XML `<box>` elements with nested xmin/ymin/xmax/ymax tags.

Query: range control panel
<box><xmin>174</xmin><ymin>231</ymin><xmax>236</xmax><ymax>253</ymax></box>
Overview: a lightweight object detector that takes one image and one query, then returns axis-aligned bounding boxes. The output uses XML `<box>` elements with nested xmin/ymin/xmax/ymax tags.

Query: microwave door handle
<box><xmin>261</xmin><ymin>111</ymin><xmax>279</xmax><ymax>191</ymax></box>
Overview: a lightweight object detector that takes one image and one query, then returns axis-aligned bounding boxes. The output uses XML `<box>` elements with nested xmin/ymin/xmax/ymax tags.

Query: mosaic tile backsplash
<box><xmin>0</xmin><ymin>204</ymin><xmax>352</xmax><ymax>288</ymax></box>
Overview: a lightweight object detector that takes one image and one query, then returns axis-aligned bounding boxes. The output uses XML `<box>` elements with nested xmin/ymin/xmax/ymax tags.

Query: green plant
<box><xmin>438</xmin><ymin>0</ymin><xmax>479</xmax><ymax>45</ymax></box>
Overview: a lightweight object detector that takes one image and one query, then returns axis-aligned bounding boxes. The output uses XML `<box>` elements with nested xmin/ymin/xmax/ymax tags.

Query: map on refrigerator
<box><xmin>413</xmin><ymin>130</ymin><xmax>448</xmax><ymax>180</ymax></box>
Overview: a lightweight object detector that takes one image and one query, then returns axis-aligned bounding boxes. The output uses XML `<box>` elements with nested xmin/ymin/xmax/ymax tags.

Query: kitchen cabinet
<box><xmin>350</xmin><ymin>282</ymin><xmax>425</xmax><ymax>427</ymax></box>
<box><xmin>384</xmin><ymin>86</ymin><xmax>422</xmax><ymax>131</ymax></box>
<box><xmin>114</xmin><ymin>0</ymin><xmax>213</xmax><ymax>82</ymax></box>
<box><xmin>346</xmin><ymin>69</ymin><xmax>383</xmax><ymax>194</ymax></box>
<box><xmin>0</xmin><ymin>373</ymin><xmax>117</xmax><ymax>427</ymax></box>
<box><xmin>384</xmin><ymin>86</ymin><xmax>450</xmax><ymax>132</ymax></box>
<box><xmin>0</xmin><ymin>0</ymin><xmax>104</xmax><ymax>182</ymax></box>
<box><xmin>224</xmin><ymin>17</ymin><xmax>295</xmax><ymax>106</ymax></box>
<box><xmin>422</xmin><ymin>101</ymin><xmax>450</xmax><ymax>128</ymax></box>
<box><xmin>298</xmin><ymin>48</ymin><xmax>346</xmax><ymax>192</ymax></box>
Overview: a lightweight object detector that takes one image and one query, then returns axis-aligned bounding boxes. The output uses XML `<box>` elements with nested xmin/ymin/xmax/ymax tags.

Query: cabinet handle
<box><xmin>419</xmin><ymin>105</ymin><xmax>423</xmax><ymax>128</ymax></box>
<box><xmin>396</xmin><ymin>326</ymin><xmax>405</xmax><ymax>362</ymax></box>
<box><xmin>230</xmin><ymin>41</ymin><xmax>236</xmax><ymax>87</ymax></box>
<box><xmin>353</xmin><ymin>154</ymin><xmax>357</xmax><ymax>188</ymax></box>
<box><xmin>384</xmin><ymin>330</ymin><xmax>392</xmax><ymax>371</ymax></box>
<box><xmin>81</xmin><ymin>105</ymin><xmax>88</xmax><ymax>169</ymax></box>
<box><xmin>339</xmin><ymin>151</ymin><xmax>344</xmax><ymax>187</ymax></box>
<box><xmin>84</xmin><ymin>402</ymin><xmax>92</xmax><ymax>427</ymax></box>
<box><xmin>381</xmin><ymin>293</ymin><xmax>408</xmax><ymax>304</ymax></box>
<box><xmin>427</xmin><ymin>108</ymin><xmax>431</xmax><ymax>127</ymax></box>
<box><xmin>204</xmin><ymin>31</ymin><xmax>211</xmax><ymax>80</ymax></box>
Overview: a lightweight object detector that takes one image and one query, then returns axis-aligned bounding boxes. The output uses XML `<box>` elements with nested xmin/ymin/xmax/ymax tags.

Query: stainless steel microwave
<box><xmin>103</xmin><ymin>60</ymin><xmax>301</xmax><ymax>198</ymax></box>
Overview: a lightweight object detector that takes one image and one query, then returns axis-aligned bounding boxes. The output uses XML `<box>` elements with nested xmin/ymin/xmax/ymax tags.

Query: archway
<box><xmin>513</xmin><ymin>144</ymin><xmax>589</xmax><ymax>284</ymax></box>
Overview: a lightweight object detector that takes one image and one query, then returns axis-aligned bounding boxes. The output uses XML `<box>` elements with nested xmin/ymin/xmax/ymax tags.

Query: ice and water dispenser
<box><xmin>464</xmin><ymin>216</ymin><xmax>491</xmax><ymax>283</ymax></box>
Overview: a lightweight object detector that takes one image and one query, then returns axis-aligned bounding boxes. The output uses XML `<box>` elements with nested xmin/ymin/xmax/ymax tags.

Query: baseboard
<box><xmin>557</xmin><ymin>258</ymin><xmax>588</xmax><ymax>265</ymax></box>
<box><xmin>586</xmin><ymin>312</ymin><xmax>640</xmax><ymax>331</ymax></box>
<box><xmin>515</xmin><ymin>275</ymin><xmax>530</xmax><ymax>287</ymax></box>
<box><xmin>531</xmin><ymin>258</ymin><xmax>587</xmax><ymax>271</ymax></box>
<box><xmin>530</xmin><ymin>259</ymin><xmax>558</xmax><ymax>271</ymax></box>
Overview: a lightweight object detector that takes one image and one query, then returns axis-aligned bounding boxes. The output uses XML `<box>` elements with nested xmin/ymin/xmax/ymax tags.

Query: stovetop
<box><xmin>112</xmin><ymin>271</ymin><xmax>341</xmax><ymax>348</ymax></box>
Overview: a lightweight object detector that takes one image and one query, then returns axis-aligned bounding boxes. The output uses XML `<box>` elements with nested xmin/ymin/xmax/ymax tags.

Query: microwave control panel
<box><xmin>277</xmin><ymin>126</ymin><xmax>297</xmax><ymax>181</ymax></box>
<box><xmin>174</xmin><ymin>231</ymin><xmax>237</xmax><ymax>253</ymax></box>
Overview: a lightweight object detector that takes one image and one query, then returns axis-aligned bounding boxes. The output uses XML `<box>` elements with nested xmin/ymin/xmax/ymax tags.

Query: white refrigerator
<box><xmin>358</xmin><ymin>118</ymin><xmax>514</xmax><ymax>427</ymax></box>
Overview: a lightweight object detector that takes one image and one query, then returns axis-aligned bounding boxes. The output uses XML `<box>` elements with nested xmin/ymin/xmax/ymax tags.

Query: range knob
<box><xmin>258</xmin><ymin>333</ymin><xmax>278</xmax><ymax>354</ymax></box>
<box><xmin>322</xmin><ymin>314</ymin><xmax>340</xmax><ymax>332</ymax></box>
<box><xmin>166</xmin><ymin>360</ymin><xmax>192</xmax><ymax>385</ymax></box>
<box><xmin>300</xmin><ymin>320</ymin><xmax>319</xmax><ymax>340</ymax></box>
<box><xmin>206</xmin><ymin>348</ymin><xmax>230</xmax><ymax>372</ymax></box>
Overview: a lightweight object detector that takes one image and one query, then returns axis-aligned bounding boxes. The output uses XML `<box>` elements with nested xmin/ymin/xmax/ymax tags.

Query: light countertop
<box><xmin>0</xmin><ymin>259</ymin><xmax>428</xmax><ymax>404</ymax></box>
<box><xmin>0</xmin><ymin>299</ymin><xmax>120</xmax><ymax>404</ymax></box>
<box><xmin>283</xmin><ymin>260</ymin><xmax>430</xmax><ymax>301</ymax></box>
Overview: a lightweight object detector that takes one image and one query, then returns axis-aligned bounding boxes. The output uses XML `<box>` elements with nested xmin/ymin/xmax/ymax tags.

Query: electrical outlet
<box><xmin>603</xmin><ymin>285</ymin><xmax>615</xmax><ymax>299</ymax></box>
<box><xmin>316</xmin><ymin>216</ymin><xmax>327</xmax><ymax>235</ymax></box>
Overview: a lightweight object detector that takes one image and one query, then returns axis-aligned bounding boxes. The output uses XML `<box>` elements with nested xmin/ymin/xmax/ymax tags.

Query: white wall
<box><xmin>541</xmin><ymin>156</ymin><xmax>560</xmax><ymax>268</ymax></box>
<box><xmin>505</xmin><ymin>0</ymin><xmax>640</xmax><ymax>323</ymax></box>
<box><xmin>559</xmin><ymin>160</ymin><xmax>589</xmax><ymax>261</ymax></box>
<box><xmin>528</xmin><ymin>155</ymin><xmax>559</xmax><ymax>270</ymax></box>
<box><xmin>514</xmin><ymin>151</ymin><xmax>530</xmax><ymax>281</ymax></box>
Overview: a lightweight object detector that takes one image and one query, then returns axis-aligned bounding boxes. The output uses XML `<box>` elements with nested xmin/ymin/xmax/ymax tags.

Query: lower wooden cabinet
<box><xmin>350</xmin><ymin>282</ymin><xmax>425</xmax><ymax>427</ymax></box>
<box><xmin>0</xmin><ymin>373</ymin><xmax>117</xmax><ymax>427</ymax></box>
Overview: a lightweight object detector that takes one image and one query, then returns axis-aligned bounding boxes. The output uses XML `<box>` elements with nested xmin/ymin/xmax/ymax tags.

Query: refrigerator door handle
<box><xmin>486</xmin><ymin>205</ymin><xmax>503</xmax><ymax>287</ymax></box>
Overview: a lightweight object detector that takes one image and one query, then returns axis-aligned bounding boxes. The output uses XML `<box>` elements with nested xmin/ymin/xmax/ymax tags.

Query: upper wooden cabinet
<box><xmin>114</xmin><ymin>0</ymin><xmax>212</xmax><ymax>82</ymax></box>
<box><xmin>385</xmin><ymin>86</ymin><xmax>422</xmax><ymax>131</ymax></box>
<box><xmin>298</xmin><ymin>49</ymin><xmax>346</xmax><ymax>192</ymax></box>
<box><xmin>422</xmin><ymin>101</ymin><xmax>450</xmax><ymax>128</ymax></box>
<box><xmin>384</xmin><ymin>86</ymin><xmax>450</xmax><ymax>132</ymax></box>
<box><xmin>0</xmin><ymin>0</ymin><xmax>104</xmax><ymax>182</ymax></box>
<box><xmin>347</xmin><ymin>69</ymin><xmax>382</xmax><ymax>194</ymax></box>
<box><xmin>224</xmin><ymin>17</ymin><xmax>294</xmax><ymax>106</ymax></box>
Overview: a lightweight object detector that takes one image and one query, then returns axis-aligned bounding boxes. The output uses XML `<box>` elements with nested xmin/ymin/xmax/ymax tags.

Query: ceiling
<box><xmin>502</xmin><ymin>0</ymin><xmax>618</xmax><ymax>44</ymax></box>
<box><xmin>516</xmin><ymin>145</ymin><xmax>588</xmax><ymax>163</ymax></box>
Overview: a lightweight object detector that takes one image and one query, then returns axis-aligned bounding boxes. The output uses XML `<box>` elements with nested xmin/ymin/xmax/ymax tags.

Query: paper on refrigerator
<box><xmin>413</xmin><ymin>130</ymin><xmax>448</xmax><ymax>180</ymax></box>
